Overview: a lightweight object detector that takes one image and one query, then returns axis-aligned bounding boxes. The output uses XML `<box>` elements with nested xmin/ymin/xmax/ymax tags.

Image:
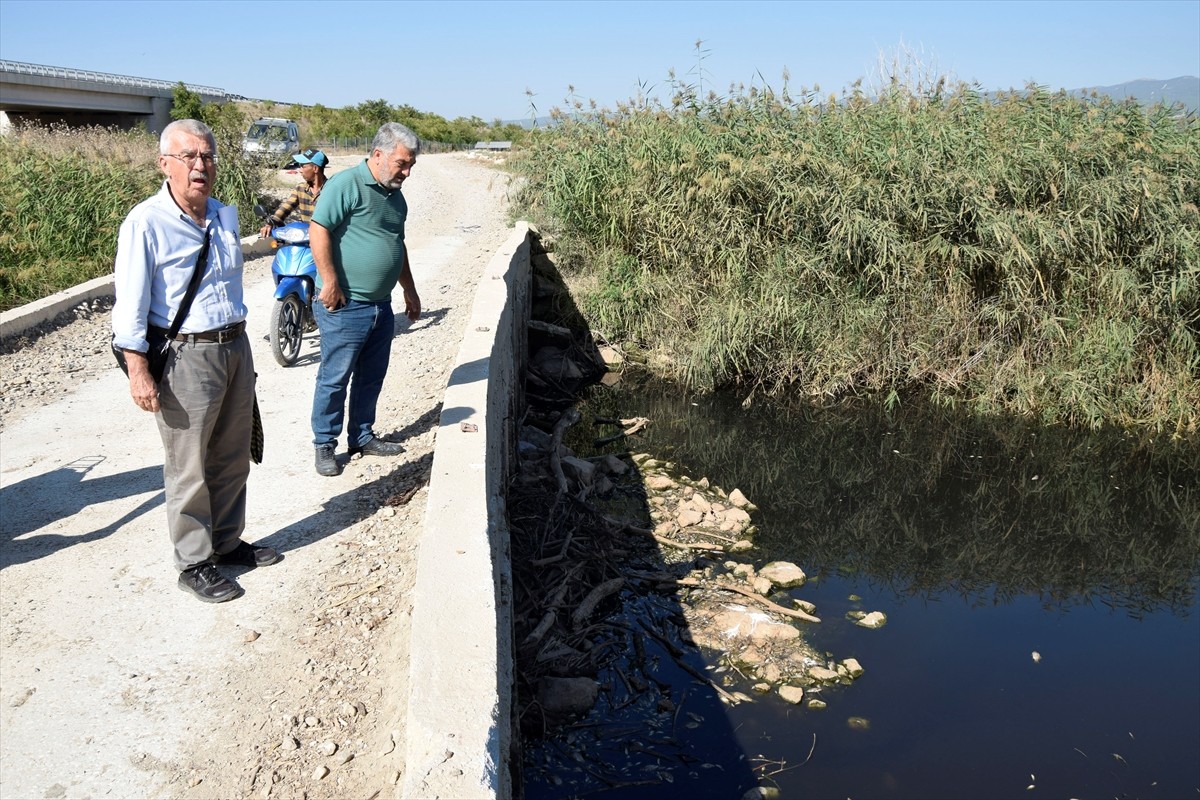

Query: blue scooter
<box><xmin>255</xmin><ymin>204</ymin><xmax>317</xmax><ymax>366</ymax></box>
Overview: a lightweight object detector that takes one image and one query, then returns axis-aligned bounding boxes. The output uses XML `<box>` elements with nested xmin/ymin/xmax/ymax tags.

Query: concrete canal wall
<box><xmin>401</xmin><ymin>223</ymin><xmax>529</xmax><ymax>799</ymax></box>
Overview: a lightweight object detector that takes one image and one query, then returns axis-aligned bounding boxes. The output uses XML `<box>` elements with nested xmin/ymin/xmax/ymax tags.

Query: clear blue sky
<box><xmin>0</xmin><ymin>0</ymin><xmax>1196</xmax><ymax>122</ymax></box>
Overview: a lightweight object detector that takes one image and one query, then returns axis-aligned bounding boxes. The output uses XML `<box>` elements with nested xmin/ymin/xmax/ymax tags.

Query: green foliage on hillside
<box><xmin>511</xmin><ymin>78</ymin><xmax>1200</xmax><ymax>433</ymax></box>
<box><xmin>243</xmin><ymin>97</ymin><xmax>527</xmax><ymax>148</ymax></box>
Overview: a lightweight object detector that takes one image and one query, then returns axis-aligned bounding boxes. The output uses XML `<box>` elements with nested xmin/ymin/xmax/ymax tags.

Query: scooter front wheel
<box><xmin>270</xmin><ymin>294</ymin><xmax>305</xmax><ymax>366</ymax></box>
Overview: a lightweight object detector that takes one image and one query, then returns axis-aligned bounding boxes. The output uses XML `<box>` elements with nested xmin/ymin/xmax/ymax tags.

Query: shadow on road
<box><xmin>0</xmin><ymin>455</ymin><xmax>163</xmax><ymax>569</ymax></box>
<box><xmin>246</xmin><ymin>451</ymin><xmax>434</xmax><ymax>559</ymax></box>
<box><xmin>397</xmin><ymin>305</ymin><xmax>449</xmax><ymax>335</ymax></box>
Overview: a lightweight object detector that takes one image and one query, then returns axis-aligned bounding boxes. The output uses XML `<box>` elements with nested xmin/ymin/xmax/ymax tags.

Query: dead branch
<box><xmin>523</xmin><ymin>566</ymin><xmax>580</xmax><ymax>646</ymax></box>
<box><xmin>528</xmin><ymin>319</ymin><xmax>574</xmax><ymax>340</ymax></box>
<box><xmin>550</xmin><ymin>408</ymin><xmax>582</xmax><ymax>498</ymax></box>
<box><xmin>593</xmin><ymin>416</ymin><xmax>649</xmax><ymax>447</ymax></box>
<box><xmin>639</xmin><ymin>621</ymin><xmax>739</xmax><ymax>705</ymax></box>
<box><xmin>530</xmin><ymin>528</ymin><xmax>573</xmax><ymax>567</ymax></box>
<box><xmin>328</xmin><ymin>582</ymin><xmax>384</xmax><ymax>609</ymax></box>
<box><xmin>674</xmin><ymin>578</ymin><xmax>821</xmax><ymax>623</ymax></box>
<box><xmin>597</xmin><ymin>513</ymin><xmax>653</xmax><ymax>538</ymax></box>
<box><xmin>593</xmin><ymin>416</ymin><xmax>650</xmax><ymax>427</ymax></box>
<box><xmin>572</xmin><ymin>577</ymin><xmax>625</xmax><ymax>629</ymax></box>
<box><xmin>654</xmin><ymin>534</ymin><xmax>724</xmax><ymax>552</ymax></box>
<box><xmin>689</xmin><ymin>530</ymin><xmax>738</xmax><ymax>544</ymax></box>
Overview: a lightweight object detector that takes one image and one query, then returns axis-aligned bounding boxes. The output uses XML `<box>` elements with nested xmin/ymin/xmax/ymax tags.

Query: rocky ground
<box><xmin>0</xmin><ymin>151</ymin><xmax>515</xmax><ymax>800</ymax></box>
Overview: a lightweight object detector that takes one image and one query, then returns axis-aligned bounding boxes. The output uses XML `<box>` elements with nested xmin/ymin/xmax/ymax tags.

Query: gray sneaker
<box><xmin>315</xmin><ymin>443</ymin><xmax>339</xmax><ymax>476</ymax></box>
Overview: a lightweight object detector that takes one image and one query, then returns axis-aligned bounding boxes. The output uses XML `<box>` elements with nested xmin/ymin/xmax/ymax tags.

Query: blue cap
<box><xmin>294</xmin><ymin>148</ymin><xmax>328</xmax><ymax>168</ymax></box>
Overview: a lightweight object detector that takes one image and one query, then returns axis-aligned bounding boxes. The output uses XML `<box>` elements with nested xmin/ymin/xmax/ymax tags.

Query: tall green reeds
<box><xmin>0</xmin><ymin>125</ymin><xmax>160</xmax><ymax>311</ymax></box>
<box><xmin>0</xmin><ymin>122</ymin><xmax>269</xmax><ymax>311</ymax></box>
<box><xmin>511</xmin><ymin>80</ymin><xmax>1200</xmax><ymax>433</ymax></box>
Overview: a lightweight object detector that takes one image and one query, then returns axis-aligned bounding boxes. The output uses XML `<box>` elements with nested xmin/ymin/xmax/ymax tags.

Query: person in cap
<box><xmin>258</xmin><ymin>148</ymin><xmax>329</xmax><ymax>238</ymax></box>
<box><xmin>112</xmin><ymin>119</ymin><xmax>279</xmax><ymax>603</ymax></box>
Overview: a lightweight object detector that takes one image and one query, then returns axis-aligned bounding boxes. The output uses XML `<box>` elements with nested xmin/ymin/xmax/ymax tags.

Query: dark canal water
<box><xmin>522</xmin><ymin>378</ymin><xmax>1200</xmax><ymax>800</ymax></box>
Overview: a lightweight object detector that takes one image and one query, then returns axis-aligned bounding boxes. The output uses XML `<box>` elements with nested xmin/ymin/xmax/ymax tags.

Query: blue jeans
<box><xmin>311</xmin><ymin>299</ymin><xmax>394</xmax><ymax>449</ymax></box>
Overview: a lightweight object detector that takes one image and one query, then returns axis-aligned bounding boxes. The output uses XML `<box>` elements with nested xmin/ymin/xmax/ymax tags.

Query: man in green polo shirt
<box><xmin>308</xmin><ymin>122</ymin><xmax>421</xmax><ymax>477</ymax></box>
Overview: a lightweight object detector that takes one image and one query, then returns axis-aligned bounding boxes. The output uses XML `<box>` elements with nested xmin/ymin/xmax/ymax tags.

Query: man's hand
<box><xmin>309</xmin><ymin>221</ymin><xmax>345</xmax><ymax>310</ymax></box>
<box><xmin>399</xmin><ymin>244</ymin><xmax>420</xmax><ymax>322</ymax></box>
<box><xmin>402</xmin><ymin>285</ymin><xmax>421</xmax><ymax>322</ymax></box>
<box><xmin>259</xmin><ymin>223</ymin><xmax>273</xmax><ymax>239</ymax></box>
<box><xmin>124</xmin><ymin>350</ymin><xmax>160</xmax><ymax>413</ymax></box>
<box><xmin>318</xmin><ymin>282</ymin><xmax>346</xmax><ymax>311</ymax></box>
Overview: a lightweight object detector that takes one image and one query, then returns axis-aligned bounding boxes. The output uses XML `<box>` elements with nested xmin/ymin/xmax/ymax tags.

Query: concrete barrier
<box><xmin>402</xmin><ymin>223</ymin><xmax>529</xmax><ymax>799</ymax></box>
<box><xmin>0</xmin><ymin>235</ymin><xmax>274</xmax><ymax>341</ymax></box>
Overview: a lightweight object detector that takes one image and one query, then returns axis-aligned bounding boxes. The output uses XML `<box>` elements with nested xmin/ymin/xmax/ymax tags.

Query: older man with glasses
<box><xmin>112</xmin><ymin>118</ymin><xmax>280</xmax><ymax>603</ymax></box>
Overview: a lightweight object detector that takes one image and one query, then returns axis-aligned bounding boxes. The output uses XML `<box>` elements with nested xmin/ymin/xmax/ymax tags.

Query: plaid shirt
<box><xmin>270</xmin><ymin>181</ymin><xmax>320</xmax><ymax>225</ymax></box>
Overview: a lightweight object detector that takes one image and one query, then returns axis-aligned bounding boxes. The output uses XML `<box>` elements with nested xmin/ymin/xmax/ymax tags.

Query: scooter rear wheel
<box><xmin>270</xmin><ymin>294</ymin><xmax>305</xmax><ymax>366</ymax></box>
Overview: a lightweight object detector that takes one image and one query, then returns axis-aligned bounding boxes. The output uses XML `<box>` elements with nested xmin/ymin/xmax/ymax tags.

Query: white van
<box><xmin>242</xmin><ymin>118</ymin><xmax>300</xmax><ymax>162</ymax></box>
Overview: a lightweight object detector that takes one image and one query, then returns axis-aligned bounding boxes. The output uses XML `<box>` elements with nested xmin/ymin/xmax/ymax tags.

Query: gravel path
<box><xmin>0</xmin><ymin>151</ymin><xmax>514</xmax><ymax>800</ymax></box>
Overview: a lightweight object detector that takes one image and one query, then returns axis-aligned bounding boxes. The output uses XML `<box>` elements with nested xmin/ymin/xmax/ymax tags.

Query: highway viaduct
<box><xmin>0</xmin><ymin>59</ymin><xmax>231</xmax><ymax>135</ymax></box>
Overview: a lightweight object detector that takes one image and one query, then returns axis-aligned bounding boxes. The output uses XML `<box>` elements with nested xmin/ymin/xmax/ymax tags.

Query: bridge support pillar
<box><xmin>147</xmin><ymin>97</ymin><xmax>173</xmax><ymax>137</ymax></box>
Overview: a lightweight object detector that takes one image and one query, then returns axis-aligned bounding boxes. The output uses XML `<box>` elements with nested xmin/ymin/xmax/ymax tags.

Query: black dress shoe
<box><xmin>218</xmin><ymin>540</ymin><xmax>282</xmax><ymax>568</ymax></box>
<box><xmin>178</xmin><ymin>563</ymin><xmax>242</xmax><ymax>603</ymax></box>
<box><xmin>349</xmin><ymin>436</ymin><xmax>404</xmax><ymax>457</ymax></box>
<box><xmin>315</xmin><ymin>443</ymin><xmax>340</xmax><ymax>476</ymax></box>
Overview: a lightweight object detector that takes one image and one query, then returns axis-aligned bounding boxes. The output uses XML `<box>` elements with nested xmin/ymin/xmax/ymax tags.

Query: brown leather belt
<box><xmin>152</xmin><ymin>320</ymin><xmax>246</xmax><ymax>344</ymax></box>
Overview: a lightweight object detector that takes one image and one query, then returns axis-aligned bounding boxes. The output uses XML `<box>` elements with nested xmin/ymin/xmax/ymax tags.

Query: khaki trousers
<box><xmin>155</xmin><ymin>333</ymin><xmax>255</xmax><ymax>570</ymax></box>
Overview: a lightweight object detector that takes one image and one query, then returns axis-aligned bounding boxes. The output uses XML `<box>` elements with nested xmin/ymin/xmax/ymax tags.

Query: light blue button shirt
<box><xmin>111</xmin><ymin>182</ymin><xmax>247</xmax><ymax>353</ymax></box>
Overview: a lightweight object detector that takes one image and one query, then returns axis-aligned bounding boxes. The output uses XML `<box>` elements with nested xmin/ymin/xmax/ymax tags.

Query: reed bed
<box><xmin>0</xmin><ymin>122</ymin><xmax>268</xmax><ymax>312</ymax></box>
<box><xmin>510</xmin><ymin>81</ymin><xmax>1200</xmax><ymax>433</ymax></box>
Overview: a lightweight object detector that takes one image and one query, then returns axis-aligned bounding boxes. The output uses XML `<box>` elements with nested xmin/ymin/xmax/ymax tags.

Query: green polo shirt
<box><xmin>311</xmin><ymin>159</ymin><xmax>408</xmax><ymax>302</ymax></box>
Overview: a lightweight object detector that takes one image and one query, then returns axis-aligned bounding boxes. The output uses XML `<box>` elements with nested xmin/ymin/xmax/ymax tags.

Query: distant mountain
<box><xmin>1069</xmin><ymin>76</ymin><xmax>1199</xmax><ymax>111</ymax></box>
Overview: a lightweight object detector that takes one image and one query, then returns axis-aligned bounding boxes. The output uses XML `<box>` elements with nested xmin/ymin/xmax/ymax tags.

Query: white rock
<box><xmin>645</xmin><ymin>474</ymin><xmax>674</xmax><ymax>490</ymax></box>
<box><xmin>741</xmin><ymin>786</ymin><xmax>781</xmax><ymax>800</ymax></box>
<box><xmin>723</xmin><ymin>507</ymin><xmax>752</xmax><ymax>526</ymax></box>
<box><xmin>808</xmin><ymin>666</ymin><xmax>840</xmax><ymax>682</ymax></box>
<box><xmin>855</xmin><ymin>611</ymin><xmax>887</xmax><ymax>629</ymax></box>
<box><xmin>778</xmin><ymin>685</ymin><xmax>805</xmax><ymax>704</ymax></box>
<box><xmin>713</xmin><ymin>608</ymin><xmax>799</xmax><ymax>644</ymax></box>
<box><xmin>759</xmin><ymin>561</ymin><xmax>807</xmax><ymax>588</ymax></box>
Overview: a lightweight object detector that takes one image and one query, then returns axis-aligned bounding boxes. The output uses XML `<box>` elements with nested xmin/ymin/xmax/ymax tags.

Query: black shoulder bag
<box><xmin>112</xmin><ymin>225</ymin><xmax>213</xmax><ymax>384</ymax></box>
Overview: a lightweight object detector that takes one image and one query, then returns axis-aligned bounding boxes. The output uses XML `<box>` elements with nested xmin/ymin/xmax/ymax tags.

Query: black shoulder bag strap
<box><xmin>165</xmin><ymin>223</ymin><xmax>214</xmax><ymax>338</ymax></box>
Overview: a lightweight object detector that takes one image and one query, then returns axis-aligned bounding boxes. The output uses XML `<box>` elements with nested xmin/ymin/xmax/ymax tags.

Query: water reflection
<box><xmin>575</xmin><ymin>377</ymin><xmax>1200</xmax><ymax>618</ymax></box>
<box><xmin>556</xmin><ymin>377</ymin><xmax>1200</xmax><ymax>799</ymax></box>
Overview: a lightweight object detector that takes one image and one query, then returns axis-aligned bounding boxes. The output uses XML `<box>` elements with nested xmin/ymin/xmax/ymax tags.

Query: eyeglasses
<box><xmin>163</xmin><ymin>151</ymin><xmax>219</xmax><ymax>166</ymax></box>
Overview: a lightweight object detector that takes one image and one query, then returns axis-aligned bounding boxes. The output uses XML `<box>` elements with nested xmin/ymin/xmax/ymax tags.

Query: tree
<box><xmin>170</xmin><ymin>83</ymin><xmax>205</xmax><ymax>121</ymax></box>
